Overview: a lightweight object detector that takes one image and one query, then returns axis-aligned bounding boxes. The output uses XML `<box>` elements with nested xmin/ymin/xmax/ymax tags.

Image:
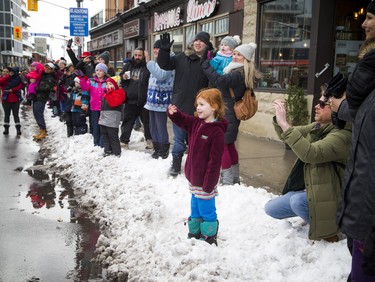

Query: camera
<box><xmin>323</xmin><ymin>72</ymin><xmax>348</xmax><ymax>129</ymax></box>
<box><xmin>323</xmin><ymin>72</ymin><xmax>348</xmax><ymax>100</ymax></box>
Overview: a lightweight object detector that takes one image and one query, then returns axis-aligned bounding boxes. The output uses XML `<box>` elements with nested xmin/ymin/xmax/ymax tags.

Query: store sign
<box><xmin>124</xmin><ymin>19</ymin><xmax>140</xmax><ymax>39</ymax></box>
<box><xmin>261</xmin><ymin>60</ymin><xmax>309</xmax><ymax>66</ymax></box>
<box><xmin>186</xmin><ymin>0</ymin><xmax>218</xmax><ymax>23</ymax></box>
<box><xmin>89</xmin><ymin>30</ymin><xmax>123</xmax><ymax>51</ymax></box>
<box><xmin>154</xmin><ymin>7</ymin><xmax>182</xmax><ymax>32</ymax></box>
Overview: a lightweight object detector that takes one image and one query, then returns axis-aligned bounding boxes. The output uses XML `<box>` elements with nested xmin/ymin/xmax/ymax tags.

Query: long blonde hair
<box><xmin>243</xmin><ymin>60</ymin><xmax>262</xmax><ymax>90</ymax></box>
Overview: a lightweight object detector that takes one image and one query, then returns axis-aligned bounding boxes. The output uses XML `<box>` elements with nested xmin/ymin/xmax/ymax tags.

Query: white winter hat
<box><xmin>234</xmin><ymin>43</ymin><xmax>257</xmax><ymax>61</ymax></box>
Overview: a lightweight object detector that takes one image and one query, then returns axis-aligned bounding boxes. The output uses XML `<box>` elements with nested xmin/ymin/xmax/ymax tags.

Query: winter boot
<box><xmin>3</xmin><ymin>125</ymin><xmax>10</xmax><ymax>135</ymax></box>
<box><xmin>169</xmin><ymin>154</ymin><xmax>183</xmax><ymax>177</ymax></box>
<box><xmin>146</xmin><ymin>139</ymin><xmax>154</xmax><ymax>149</ymax></box>
<box><xmin>231</xmin><ymin>164</ymin><xmax>240</xmax><ymax>184</ymax></box>
<box><xmin>15</xmin><ymin>125</ymin><xmax>21</xmax><ymax>136</ymax></box>
<box><xmin>34</xmin><ymin>129</ymin><xmax>48</xmax><ymax>140</ymax></box>
<box><xmin>151</xmin><ymin>142</ymin><xmax>160</xmax><ymax>159</ymax></box>
<box><xmin>220</xmin><ymin>167</ymin><xmax>234</xmax><ymax>185</ymax></box>
<box><xmin>200</xmin><ymin>220</ymin><xmax>219</xmax><ymax>246</ymax></box>
<box><xmin>187</xmin><ymin>217</ymin><xmax>203</xmax><ymax>239</ymax></box>
<box><xmin>159</xmin><ymin>143</ymin><xmax>170</xmax><ymax>159</ymax></box>
<box><xmin>33</xmin><ymin>129</ymin><xmax>43</xmax><ymax>139</ymax></box>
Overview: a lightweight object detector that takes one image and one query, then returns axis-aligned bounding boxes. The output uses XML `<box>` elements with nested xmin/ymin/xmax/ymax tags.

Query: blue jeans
<box><xmin>190</xmin><ymin>194</ymin><xmax>217</xmax><ymax>222</ymax></box>
<box><xmin>33</xmin><ymin>100</ymin><xmax>46</xmax><ymax>130</ymax></box>
<box><xmin>172</xmin><ymin>123</ymin><xmax>187</xmax><ymax>156</ymax></box>
<box><xmin>264</xmin><ymin>191</ymin><xmax>309</xmax><ymax>223</ymax></box>
<box><xmin>149</xmin><ymin>111</ymin><xmax>169</xmax><ymax>144</ymax></box>
<box><xmin>90</xmin><ymin>110</ymin><xmax>103</xmax><ymax>147</ymax></box>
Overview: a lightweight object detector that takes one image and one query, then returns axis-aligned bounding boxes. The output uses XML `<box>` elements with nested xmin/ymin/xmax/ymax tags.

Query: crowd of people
<box><xmin>1</xmin><ymin>2</ymin><xmax>375</xmax><ymax>278</ymax></box>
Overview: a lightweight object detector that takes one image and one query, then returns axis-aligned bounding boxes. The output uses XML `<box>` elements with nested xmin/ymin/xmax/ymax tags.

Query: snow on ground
<box><xmin>34</xmin><ymin>114</ymin><xmax>350</xmax><ymax>281</ymax></box>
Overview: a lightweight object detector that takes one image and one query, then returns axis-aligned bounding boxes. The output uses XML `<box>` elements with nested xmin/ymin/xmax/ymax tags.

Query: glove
<box><xmin>67</xmin><ymin>38</ymin><xmax>73</xmax><ymax>49</ymax></box>
<box><xmin>159</xmin><ymin>33</ymin><xmax>174</xmax><ymax>51</ymax></box>
<box><xmin>362</xmin><ymin>226</ymin><xmax>375</xmax><ymax>276</ymax></box>
<box><xmin>201</xmin><ymin>46</ymin><xmax>212</xmax><ymax>62</ymax></box>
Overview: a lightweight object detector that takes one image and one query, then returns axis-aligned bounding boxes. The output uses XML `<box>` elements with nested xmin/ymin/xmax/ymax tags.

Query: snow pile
<box><xmin>40</xmin><ymin>116</ymin><xmax>351</xmax><ymax>281</ymax></box>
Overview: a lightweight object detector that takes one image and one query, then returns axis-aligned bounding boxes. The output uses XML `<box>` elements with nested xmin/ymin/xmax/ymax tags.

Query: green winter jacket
<box><xmin>273</xmin><ymin>119</ymin><xmax>352</xmax><ymax>240</ymax></box>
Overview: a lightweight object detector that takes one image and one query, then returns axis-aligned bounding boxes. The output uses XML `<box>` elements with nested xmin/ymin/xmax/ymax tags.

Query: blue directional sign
<box><xmin>69</xmin><ymin>8</ymin><xmax>88</xmax><ymax>37</ymax></box>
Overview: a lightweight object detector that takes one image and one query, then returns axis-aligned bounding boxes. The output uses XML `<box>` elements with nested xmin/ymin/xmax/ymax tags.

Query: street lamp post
<box><xmin>76</xmin><ymin>0</ymin><xmax>83</xmax><ymax>57</ymax></box>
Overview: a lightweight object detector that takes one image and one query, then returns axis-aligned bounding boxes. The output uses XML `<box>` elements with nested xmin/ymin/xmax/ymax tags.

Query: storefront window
<box><xmin>185</xmin><ymin>25</ymin><xmax>196</xmax><ymax>45</ymax></box>
<box><xmin>258</xmin><ymin>0</ymin><xmax>312</xmax><ymax>90</ymax></box>
<box><xmin>170</xmin><ymin>28</ymin><xmax>183</xmax><ymax>54</ymax></box>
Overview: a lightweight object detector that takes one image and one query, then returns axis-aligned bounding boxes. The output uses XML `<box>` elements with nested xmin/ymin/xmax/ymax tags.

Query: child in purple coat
<box><xmin>167</xmin><ymin>88</ymin><xmax>228</xmax><ymax>246</ymax></box>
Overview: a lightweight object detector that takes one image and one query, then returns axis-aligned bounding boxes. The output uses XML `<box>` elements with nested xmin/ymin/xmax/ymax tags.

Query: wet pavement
<box><xmin>0</xmin><ymin>106</ymin><xmax>102</xmax><ymax>282</ymax></box>
<box><xmin>236</xmin><ymin>131</ymin><xmax>296</xmax><ymax>194</ymax></box>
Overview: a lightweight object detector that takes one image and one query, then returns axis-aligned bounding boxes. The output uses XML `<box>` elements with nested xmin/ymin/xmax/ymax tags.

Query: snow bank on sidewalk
<box><xmin>41</xmin><ymin>116</ymin><xmax>351</xmax><ymax>281</ymax></box>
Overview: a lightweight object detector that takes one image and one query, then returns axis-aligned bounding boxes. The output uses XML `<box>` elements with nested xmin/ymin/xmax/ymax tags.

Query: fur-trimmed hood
<box><xmin>358</xmin><ymin>38</ymin><xmax>375</xmax><ymax>59</ymax></box>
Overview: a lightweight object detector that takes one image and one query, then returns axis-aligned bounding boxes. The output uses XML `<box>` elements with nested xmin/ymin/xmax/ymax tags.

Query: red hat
<box><xmin>79</xmin><ymin>51</ymin><xmax>92</xmax><ymax>58</ymax></box>
<box><xmin>106</xmin><ymin>77</ymin><xmax>119</xmax><ymax>90</ymax></box>
<box><xmin>27</xmin><ymin>71</ymin><xmax>38</xmax><ymax>79</ymax></box>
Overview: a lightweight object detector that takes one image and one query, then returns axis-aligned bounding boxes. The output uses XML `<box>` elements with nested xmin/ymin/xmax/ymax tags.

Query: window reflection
<box><xmin>259</xmin><ymin>0</ymin><xmax>312</xmax><ymax>90</ymax></box>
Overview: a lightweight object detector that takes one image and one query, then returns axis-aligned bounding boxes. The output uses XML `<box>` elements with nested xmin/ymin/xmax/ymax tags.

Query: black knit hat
<box><xmin>98</xmin><ymin>51</ymin><xmax>110</xmax><ymax>64</ymax></box>
<box><xmin>367</xmin><ymin>1</ymin><xmax>375</xmax><ymax>15</ymax></box>
<box><xmin>194</xmin><ymin>31</ymin><xmax>211</xmax><ymax>47</ymax></box>
<box><xmin>153</xmin><ymin>40</ymin><xmax>161</xmax><ymax>49</ymax></box>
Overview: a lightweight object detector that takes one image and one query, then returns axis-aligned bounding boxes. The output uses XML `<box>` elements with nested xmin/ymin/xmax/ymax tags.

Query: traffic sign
<box><xmin>74</xmin><ymin>36</ymin><xmax>83</xmax><ymax>46</ymax></box>
<box><xmin>69</xmin><ymin>8</ymin><xmax>89</xmax><ymax>37</ymax></box>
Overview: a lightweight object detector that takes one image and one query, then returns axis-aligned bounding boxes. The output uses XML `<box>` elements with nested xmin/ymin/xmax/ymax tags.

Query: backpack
<box><xmin>229</xmin><ymin>88</ymin><xmax>258</xmax><ymax>120</ymax></box>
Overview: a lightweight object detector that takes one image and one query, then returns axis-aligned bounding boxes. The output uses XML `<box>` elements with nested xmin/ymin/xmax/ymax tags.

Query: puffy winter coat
<box><xmin>83</xmin><ymin>76</ymin><xmax>107</xmax><ymax>111</ymax></box>
<box><xmin>274</xmin><ymin>120</ymin><xmax>352</xmax><ymax>240</ymax></box>
<box><xmin>158</xmin><ymin>47</ymin><xmax>209</xmax><ymax>116</ymax></box>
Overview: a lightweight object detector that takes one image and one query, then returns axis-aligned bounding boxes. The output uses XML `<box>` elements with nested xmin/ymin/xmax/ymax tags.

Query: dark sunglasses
<box><xmin>317</xmin><ymin>100</ymin><xmax>330</xmax><ymax>109</ymax></box>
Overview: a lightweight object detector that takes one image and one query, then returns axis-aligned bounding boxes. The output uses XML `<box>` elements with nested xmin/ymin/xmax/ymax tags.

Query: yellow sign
<box><xmin>14</xmin><ymin>26</ymin><xmax>22</xmax><ymax>40</ymax></box>
<box><xmin>27</xmin><ymin>0</ymin><xmax>38</xmax><ymax>11</ymax></box>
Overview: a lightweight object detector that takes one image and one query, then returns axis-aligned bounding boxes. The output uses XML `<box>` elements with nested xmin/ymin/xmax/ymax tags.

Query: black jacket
<box><xmin>157</xmin><ymin>47</ymin><xmax>209</xmax><ymax>116</ymax></box>
<box><xmin>201</xmin><ymin>60</ymin><xmax>246</xmax><ymax>144</ymax></box>
<box><xmin>337</xmin><ymin>91</ymin><xmax>375</xmax><ymax>242</ymax></box>
<box><xmin>120</xmin><ymin>59</ymin><xmax>150</xmax><ymax>106</ymax></box>
<box><xmin>346</xmin><ymin>39</ymin><xmax>375</xmax><ymax>109</ymax></box>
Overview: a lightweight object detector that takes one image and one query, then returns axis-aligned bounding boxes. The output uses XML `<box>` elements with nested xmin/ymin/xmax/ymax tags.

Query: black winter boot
<box><xmin>3</xmin><ymin>125</ymin><xmax>9</xmax><ymax>135</ymax></box>
<box><xmin>151</xmin><ymin>142</ymin><xmax>160</xmax><ymax>159</ymax></box>
<box><xmin>159</xmin><ymin>143</ymin><xmax>170</xmax><ymax>159</ymax></box>
<box><xmin>16</xmin><ymin>125</ymin><xmax>21</xmax><ymax>136</ymax></box>
<box><xmin>169</xmin><ymin>154</ymin><xmax>183</xmax><ymax>177</ymax></box>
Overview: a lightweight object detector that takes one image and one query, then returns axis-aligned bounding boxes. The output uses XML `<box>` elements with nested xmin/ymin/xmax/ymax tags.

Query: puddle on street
<box><xmin>19</xmin><ymin>157</ymin><xmax>103</xmax><ymax>281</ymax></box>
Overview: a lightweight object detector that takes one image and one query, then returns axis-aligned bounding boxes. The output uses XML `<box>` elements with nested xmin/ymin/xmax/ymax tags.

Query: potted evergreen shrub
<box><xmin>284</xmin><ymin>85</ymin><xmax>309</xmax><ymax>149</ymax></box>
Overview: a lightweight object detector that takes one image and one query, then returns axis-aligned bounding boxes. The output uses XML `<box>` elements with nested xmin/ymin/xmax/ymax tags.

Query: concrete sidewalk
<box><xmin>236</xmin><ymin>131</ymin><xmax>296</xmax><ymax>194</ymax></box>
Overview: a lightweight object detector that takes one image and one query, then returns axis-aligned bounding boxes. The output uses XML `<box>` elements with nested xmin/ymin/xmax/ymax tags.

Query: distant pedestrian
<box><xmin>167</xmin><ymin>88</ymin><xmax>228</xmax><ymax>246</ymax></box>
<box><xmin>119</xmin><ymin>47</ymin><xmax>151</xmax><ymax>150</ymax></box>
<box><xmin>0</xmin><ymin>67</ymin><xmax>23</xmax><ymax>135</ymax></box>
<box><xmin>99</xmin><ymin>77</ymin><xmax>126</xmax><ymax>157</ymax></box>
<box><xmin>82</xmin><ymin>63</ymin><xmax>108</xmax><ymax>146</ymax></box>
<box><xmin>144</xmin><ymin>41</ymin><xmax>175</xmax><ymax>159</ymax></box>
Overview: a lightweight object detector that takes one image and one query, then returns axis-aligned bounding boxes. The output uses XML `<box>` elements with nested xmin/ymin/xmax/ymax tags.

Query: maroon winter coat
<box><xmin>168</xmin><ymin>109</ymin><xmax>228</xmax><ymax>193</ymax></box>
